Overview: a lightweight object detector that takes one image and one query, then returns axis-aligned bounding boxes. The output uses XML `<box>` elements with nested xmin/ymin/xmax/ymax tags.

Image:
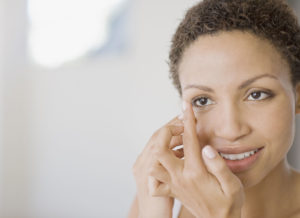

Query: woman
<box><xmin>129</xmin><ymin>0</ymin><xmax>300</xmax><ymax>217</ymax></box>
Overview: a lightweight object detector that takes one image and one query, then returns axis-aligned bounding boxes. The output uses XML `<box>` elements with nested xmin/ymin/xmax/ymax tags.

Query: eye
<box><xmin>247</xmin><ymin>91</ymin><xmax>272</xmax><ymax>101</ymax></box>
<box><xmin>192</xmin><ymin>96</ymin><xmax>215</xmax><ymax>107</ymax></box>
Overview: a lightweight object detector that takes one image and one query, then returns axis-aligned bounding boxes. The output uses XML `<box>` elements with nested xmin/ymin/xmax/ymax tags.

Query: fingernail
<box><xmin>178</xmin><ymin>113</ymin><xmax>184</xmax><ymax>120</ymax></box>
<box><xmin>182</xmin><ymin>101</ymin><xmax>187</xmax><ymax>111</ymax></box>
<box><xmin>203</xmin><ymin>145</ymin><xmax>216</xmax><ymax>159</ymax></box>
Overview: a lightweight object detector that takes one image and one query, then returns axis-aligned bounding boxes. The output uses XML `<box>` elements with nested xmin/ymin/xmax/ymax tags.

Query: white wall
<box><xmin>0</xmin><ymin>0</ymin><xmax>4</xmax><ymax>214</ymax></box>
<box><xmin>1</xmin><ymin>0</ymin><xmax>196</xmax><ymax>217</ymax></box>
<box><xmin>289</xmin><ymin>117</ymin><xmax>300</xmax><ymax>168</ymax></box>
<box><xmin>1</xmin><ymin>0</ymin><xmax>300</xmax><ymax>217</ymax></box>
<box><xmin>2</xmin><ymin>0</ymin><xmax>33</xmax><ymax>216</ymax></box>
<box><xmin>285</xmin><ymin>0</ymin><xmax>300</xmax><ymax>171</ymax></box>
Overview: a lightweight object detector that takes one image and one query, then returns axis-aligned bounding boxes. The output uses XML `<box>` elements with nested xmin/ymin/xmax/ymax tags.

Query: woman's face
<box><xmin>179</xmin><ymin>31</ymin><xmax>299</xmax><ymax>188</ymax></box>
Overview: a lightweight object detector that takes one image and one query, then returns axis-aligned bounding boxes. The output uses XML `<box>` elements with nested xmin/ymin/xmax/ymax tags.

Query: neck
<box><xmin>241</xmin><ymin>158</ymin><xmax>294</xmax><ymax>218</ymax></box>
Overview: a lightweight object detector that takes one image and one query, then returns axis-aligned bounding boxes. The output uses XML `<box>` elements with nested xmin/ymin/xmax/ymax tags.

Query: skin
<box><xmin>177</xmin><ymin>30</ymin><xmax>300</xmax><ymax>217</ymax></box>
<box><xmin>129</xmin><ymin>31</ymin><xmax>300</xmax><ymax>218</ymax></box>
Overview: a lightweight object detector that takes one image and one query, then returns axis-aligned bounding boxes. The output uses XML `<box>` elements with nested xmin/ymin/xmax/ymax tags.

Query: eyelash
<box><xmin>192</xmin><ymin>90</ymin><xmax>274</xmax><ymax>108</ymax></box>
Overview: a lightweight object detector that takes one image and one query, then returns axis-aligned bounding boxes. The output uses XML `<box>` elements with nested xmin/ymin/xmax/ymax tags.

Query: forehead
<box><xmin>178</xmin><ymin>31</ymin><xmax>291</xmax><ymax>86</ymax></box>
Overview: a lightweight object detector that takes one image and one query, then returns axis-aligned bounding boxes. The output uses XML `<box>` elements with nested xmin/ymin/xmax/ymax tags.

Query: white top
<box><xmin>172</xmin><ymin>199</ymin><xmax>181</xmax><ymax>218</ymax></box>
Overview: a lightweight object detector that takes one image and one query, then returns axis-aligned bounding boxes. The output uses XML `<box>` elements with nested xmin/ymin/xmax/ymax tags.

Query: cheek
<box><xmin>195</xmin><ymin>112</ymin><xmax>220</xmax><ymax>145</ymax></box>
<box><xmin>194</xmin><ymin>96</ymin><xmax>296</xmax><ymax>151</ymax></box>
<box><xmin>259</xmin><ymin>99</ymin><xmax>295</xmax><ymax>155</ymax></box>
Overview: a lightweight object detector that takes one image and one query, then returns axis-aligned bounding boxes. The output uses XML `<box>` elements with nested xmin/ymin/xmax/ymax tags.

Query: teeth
<box><xmin>219</xmin><ymin>149</ymin><xmax>259</xmax><ymax>160</ymax></box>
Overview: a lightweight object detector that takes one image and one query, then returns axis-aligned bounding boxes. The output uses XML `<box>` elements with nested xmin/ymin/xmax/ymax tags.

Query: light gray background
<box><xmin>0</xmin><ymin>0</ymin><xmax>299</xmax><ymax>217</ymax></box>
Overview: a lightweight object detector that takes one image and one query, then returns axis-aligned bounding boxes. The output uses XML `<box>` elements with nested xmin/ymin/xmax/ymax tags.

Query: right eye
<box><xmin>192</xmin><ymin>96</ymin><xmax>215</xmax><ymax>108</ymax></box>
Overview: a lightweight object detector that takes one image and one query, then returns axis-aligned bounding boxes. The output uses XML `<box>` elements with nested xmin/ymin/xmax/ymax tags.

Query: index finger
<box><xmin>142</xmin><ymin>115</ymin><xmax>183</xmax><ymax>154</ymax></box>
<box><xmin>166</xmin><ymin>115</ymin><xmax>184</xmax><ymax>126</ymax></box>
<box><xmin>182</xmin><ymin>101</ymin><xmax>206</xmax><ymax>170</ymax></box>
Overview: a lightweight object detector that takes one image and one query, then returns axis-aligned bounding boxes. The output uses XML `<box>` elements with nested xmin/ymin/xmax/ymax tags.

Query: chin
<box><xmin>234</xmin><ymin>168</ymin><xmax>268</xmax><ymax>189</ymax></box>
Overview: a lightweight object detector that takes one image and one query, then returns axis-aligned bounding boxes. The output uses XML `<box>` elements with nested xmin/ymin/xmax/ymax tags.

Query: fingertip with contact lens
<box><xmin>182</xmin><ymin>100</ymin><xmax>188</xmax><ymax>112</ymax></box>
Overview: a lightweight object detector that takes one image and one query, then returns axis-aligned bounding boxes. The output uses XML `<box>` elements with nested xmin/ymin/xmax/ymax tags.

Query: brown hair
<box><xmin>169</xmin><ymin>0</ymin><xmax>300</xmax><ymax>95</ymax></box>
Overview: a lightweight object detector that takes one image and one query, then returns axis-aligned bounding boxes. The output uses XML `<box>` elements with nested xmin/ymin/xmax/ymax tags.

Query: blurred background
<box><xmin>0</xmin><ymin>0</ymin><xmax>299</xmax><ymax>217</ymax></box>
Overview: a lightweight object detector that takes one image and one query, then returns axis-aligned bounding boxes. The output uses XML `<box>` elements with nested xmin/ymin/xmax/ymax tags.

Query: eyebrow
<box><xmin>183</xmin><ymin>74</ymin><xmax>279</xmax><ymax>92</ymax></box>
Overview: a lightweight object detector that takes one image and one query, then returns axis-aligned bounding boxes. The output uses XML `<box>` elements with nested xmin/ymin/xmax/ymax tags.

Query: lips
<box><xmin>219</xmin><ymin>148</ymin><xmax>259</xmax><ymax>160</ymax></box>
<box><xmin>216</xmin><ymin>146</ymin><xmax>264</xmax><ymax>173</ymax></box>
<box><xmin>217</xmin><ymin>146</ymin><xmax>263</xmax><ymax>154</ymax></box>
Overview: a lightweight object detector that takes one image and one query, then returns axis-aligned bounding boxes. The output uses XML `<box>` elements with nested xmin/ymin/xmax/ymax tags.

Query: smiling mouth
<box><xmin>218</xmin><ymin>148</ymin><xmax>260</xmax><ymax>160</ymax></box>
<box><xmin>217</xmin><ymin>147</ymin><xmax>264</xmax><ymax>173</ymax></box>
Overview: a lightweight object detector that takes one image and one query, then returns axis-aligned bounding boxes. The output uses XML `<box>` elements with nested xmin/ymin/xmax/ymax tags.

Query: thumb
<box><xmin>202</xmin><ymin>145</ymin><xmax>243</xmax><ymax>196</ymax></box>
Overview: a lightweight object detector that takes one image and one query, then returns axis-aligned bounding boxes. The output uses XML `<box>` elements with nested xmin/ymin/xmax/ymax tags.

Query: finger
<box><xmin>182</xmin><ymin>101</ymin><xmax>205</xmax><ymax>169</ymax></box>
<box><xmin>153</xmin><ymin>125</ymin><xmax>183</xmax><ymax>145</ymax></box>
<box><xmin>167</xmin><ymin>124</ymin><xmax>184</xmax><ymax>136</ymax></box>
<box><xmin>150</xmin><ymin>182</ymin><xmax>171</xmax><ymax>197</ymax></box>
<box><xmin>148</xmin><ymin>176</ymin><xmax>160</xmax><ymax>196</ymax></box>
<box><xmin>169</xmin><ymin>135</ymin><xmax>183</xmax><ymax>149</ymax></box>
<box><xmin>154</xmin><ymin>125</ymin><xmax>183</xmax><ymax>154</ymax></box>
<box><xmin>149</xmin><ymin>162</ymin><xmax>170</xmax><ymax>183</ymax></box>
<box><xmin>155</xmin><ymin>127</ymin><xmax>183</xmax><ymax>173</ymax></box>
<box><xmin>172</xmin><ymin>148</ymin><xmax>184</xmax><ymax>159</ymax></box>
<box><xmin>167</xmin><ymin>115</ymin><xmax>184</xmax><ymax>126</ymax></box>
<box><xmin>133</xmin><ymin>117</ymin><xmax>184</xmax><ymax>181</ymax></box>
<box><xmin>169</xmin><ymin>133</ymin><xmax>184</xmax><ymax>159</ymax></box>
<box><xmin>202</xmin><ymin>145</ymin><xmax>243</xmax><ymax>196</ymax></box>
<box><xmin>137</xmin><ymin>124</ymin><xmax>183</xmax><ymax>165</ymax></box>
<box><xmin>155</xmin><ymin>146</ymin><xmax>181</xmax><ymax>174</ymax></box>
<box><xmin>141</xmin><ymin>117</ymin><xmax>184</xmax><ymax>156</ymax></box>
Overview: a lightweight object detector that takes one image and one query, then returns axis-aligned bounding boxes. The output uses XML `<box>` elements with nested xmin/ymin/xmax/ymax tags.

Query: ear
<box><xmin>295</xmin><ymin>83</ymin><xmax>300</xmax><ymax>114</ymax></box>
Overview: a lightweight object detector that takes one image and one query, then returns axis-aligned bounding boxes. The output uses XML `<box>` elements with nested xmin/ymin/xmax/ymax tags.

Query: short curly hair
<box><xmin>169</xmin><ymin>0</ymin><xmax>300</xmax><ymax>95</ymax></box>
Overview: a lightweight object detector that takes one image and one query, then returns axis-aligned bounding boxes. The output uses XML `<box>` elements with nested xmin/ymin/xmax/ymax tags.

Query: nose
<box><xmin>213</xmin><ymin>102</ymin><xmax>251</xmax><ymax>141</ymax></box>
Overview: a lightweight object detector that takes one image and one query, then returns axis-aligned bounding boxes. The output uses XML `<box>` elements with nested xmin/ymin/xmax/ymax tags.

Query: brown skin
<box><xmin>129</xmin><ymin>31</ymin><xmax>300</xmax><ymax>218</ymax></box>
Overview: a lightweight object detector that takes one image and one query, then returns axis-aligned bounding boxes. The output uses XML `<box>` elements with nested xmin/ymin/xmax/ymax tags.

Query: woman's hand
<box><xmin>132</xmin><ymin>116</ymin><xmax>184</xmax><ymax>218</ymax></box>
<box><xmin>149</xmin><ymin>102</ymin><xmax>245</xmax><ymax>218</ymax></box>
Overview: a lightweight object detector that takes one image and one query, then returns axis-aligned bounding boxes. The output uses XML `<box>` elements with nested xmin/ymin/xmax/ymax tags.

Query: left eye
<box><xmin>247</xmin><ymin>91</ymin><xmax>271</xmax><ymax>101</ymax></box>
